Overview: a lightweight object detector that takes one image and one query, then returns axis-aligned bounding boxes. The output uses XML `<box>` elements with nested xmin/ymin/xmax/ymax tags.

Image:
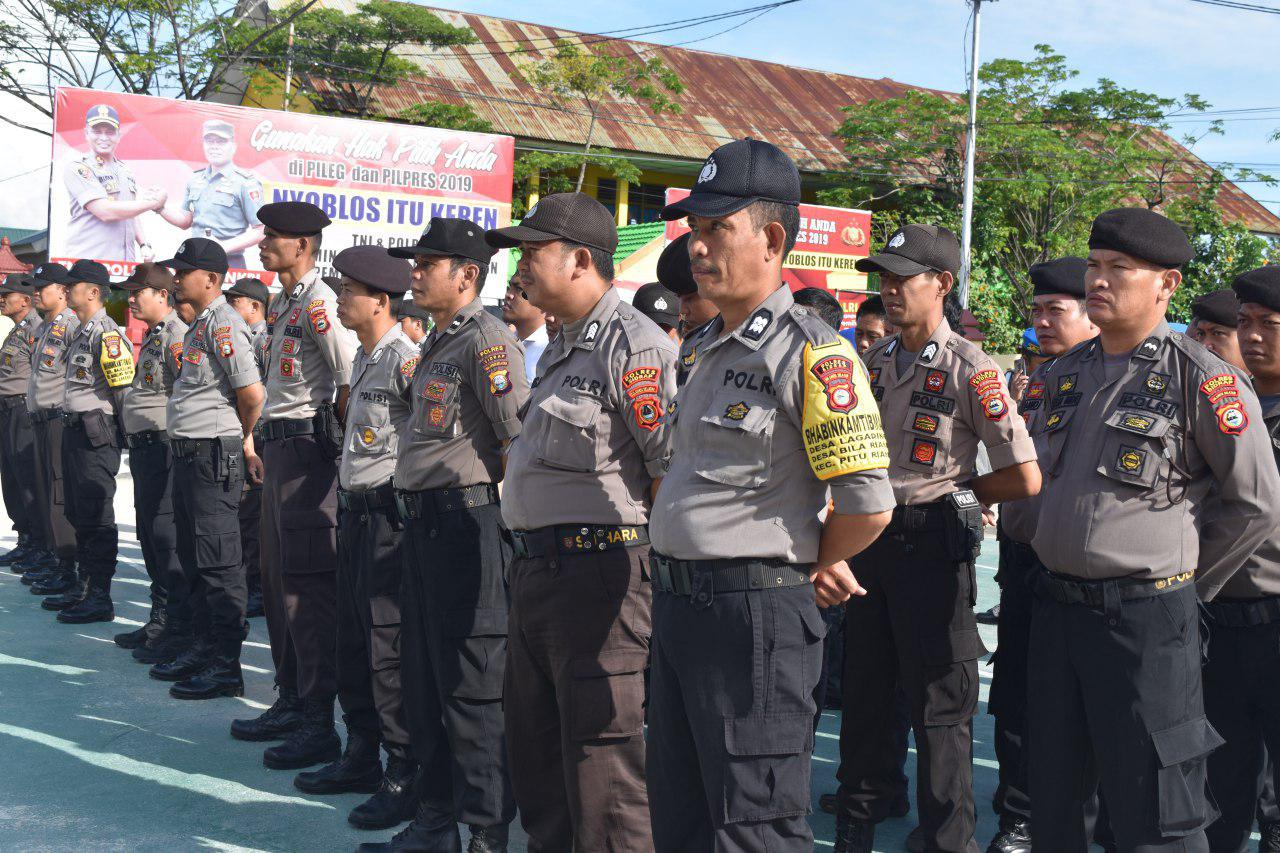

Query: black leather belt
<box><xmin>170</xmin><ymin>437</ymin><xmax>221</xmax><ymax>458</ymax></box>
<box><xmin>886</xmin><ymin>500</ymin><xmax>949</xmax><ymax>534</ymax></box>
<box><xmin>0</xmin><ymin>394</ymin><xmax>26</xmax><ymax>411</ymax></box>
<box><xmin>509</xmin><ymin>524</ymin><xmax>649</xmax><ymax>560</ymax></box>
<box><xmin>394</xmin><ymin>483</ymin><xmax>498</xmax><ymax>521</ymax></box>
<box><xmin>1204</xmin><ymin>595</ymin><xmax>1280</xmax><ymax>628</ymax></box>
<box><xmin>126</xmin><ymin>430</ymin><xmax>166</xmax><ymax>449</ymax></box>
<box><xmin>31</xmin><ymin>407</ymin><xmax>64</xmax><ymax>424</ymax></box>
<box><xmin>339</xmin><ymin>482</ymin><xmax>396</xmax><ymax>514</ymax></box>
<box><xmin>649</xmin><ymin>551</ymin><xmax>812</xmax><ymax>595</ymax></box>
<box><xmin>261</xmin><ymin>417</ymin><xmax>315</xmax><ymax>441</ymax></box>
<box><xmin>1033</xmin><ymin>566</ymin><xmax>1194</xmax><ymax>607</ymax></box>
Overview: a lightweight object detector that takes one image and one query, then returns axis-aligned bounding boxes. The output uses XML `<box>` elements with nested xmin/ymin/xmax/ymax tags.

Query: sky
<box><xmin>3</xmin><ymin>0</ymin><xmax>1280</xmax><ymax>231</ymax></box>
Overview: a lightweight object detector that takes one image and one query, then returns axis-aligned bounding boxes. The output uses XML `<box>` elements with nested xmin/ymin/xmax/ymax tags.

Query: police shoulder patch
<box><xmin>400</xmin><ymin>356</ymin><xmax>419</xmax><ymax>379</ymax></box>
<box><xmin>801</xmin><ymin>338</ymin><xmax>888</xmax><ymax>480</ymax></box>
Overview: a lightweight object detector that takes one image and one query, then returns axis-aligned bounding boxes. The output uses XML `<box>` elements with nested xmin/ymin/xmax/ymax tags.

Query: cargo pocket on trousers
<box><xmin>369</xmin><ymin>594</ymin><xmax>402</xmax><ymax>674</ymax></box>
<box><xmin>569</xmin><ymin>649</ymin><xmax>647</xmax><ymax>741</ymax></box>
<box><xmin>1151</xmin><ymin>716</ymin><xmax>1225</xmax><ymax>836</ymax></box>
<box><xmin>281</xmin><ymin>507</ymin><xmax>337</xmax><ymax>575</ymax></box>
<box><xmin>722</xmin><ymin>712</ymin><xmax>813</xmax><ymax>823</ymax></box>
<box><xmin>920</xmin><ymin>628</ymin><xmax>987</xmax><ymax>726</ymax></box>
<box><xmin>441</xmin><ymin>607</ymin><xmax>508</xmax><ymax>701</ymax></box>
<box><xmin>194</xmin><ymin>513</ymin><xmax>241</xmax><ymax>569</ymax></box>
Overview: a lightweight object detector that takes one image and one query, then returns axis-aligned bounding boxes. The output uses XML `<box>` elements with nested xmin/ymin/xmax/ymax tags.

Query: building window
<box><xmin>627</xmin><ymin>183</ymin><xmax>667</xmax><ymax>224</ymax></box>
<box><xmin>596</xmin><ymin>178</ymin><xmax>618</xmax><ymax>216</ymax></box>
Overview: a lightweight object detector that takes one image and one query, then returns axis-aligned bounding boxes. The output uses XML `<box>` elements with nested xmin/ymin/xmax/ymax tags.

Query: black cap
<box><xmin>256</xmin><ymin>201</ymin><xmax>332</xmax><ymax>235</ymax></box>
<box><xmin>1030</xmin><ymin>256</ymin><xmax>1088</xmax><ymax>298</ymax></box>
<box><xmin>67</xmin><ymin>259</ymin><xmax>112</xmax><ymax>287</ymax></box>
<box><xmin>486</xmin><ymin>193</ymin><xmax>618</xmax><ymax>254</ymax></box>
<box><xmin>31</xmin><ymin>263</ymin><xmax>71</xmax><ymax>286</ymax></box>
<box><xmin>856</xmin><ymin>224</ymin><xmax>961</xmax><ymax>277</ymax></box>
<box><xmin>389</xmin><ymin>217</ymin><xmax>495</xmax><ymax>265</ymax></box>
<box><xmin>661</xmin><ymin>138</ymin><xmax>801</xmax><ymax>221</ymax></box>
<box><xmin>157</xmin><ymin>237</ymin><xmax>228</xmax><ymax>275</ymax></box>
<box><xmin>1190</xmin><ymin>289</ymin><xmax>1240</xmax><ymax>328</ymax></box>
<box><xmin>1088</xmin><ymin>208</ymin><xmax>1194</xmax><ymax>268</ymax></box>
<box><xmin>632</xmin><ymin>282</ymin><xmax>680</xmax><ymax>329</ymax></box>
<box><xmin>396</xmin><ymin>299</ymin><xmax>431</xmax><ymax>323</ymax></box>
<box><xmin>224</xmin><ymin>276</ymin><xmax>270</xmax><ymax>307</ymax></box>
<box><xmin>657</xmin><ymin>233</ymin><xmax>698</xmax><ymax>296</ymax></box>
<box><xmin>115</xmin><ymin>262</ymin><xmax>175</xmax><ymax>292</ymax></box>
<box><xmin>0</xmin><ymin>275</ymin><xmax>33</xmax><ymax>296</ymax></box>
<box><xmin>333</xmin><ymin>246</ymin><xmax>412</xmax><ymax>295</ymax></box>
<box><xmin>1233</xmin><ymin>266</ymin><xmax>1280</xmax><ymax>313</ymax></box>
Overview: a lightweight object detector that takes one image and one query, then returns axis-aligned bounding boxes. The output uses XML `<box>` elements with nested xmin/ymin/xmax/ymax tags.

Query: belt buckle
<box><xmin>394</xmin><ymin>492</ymin><xmax>410</xmax><ymax>520</ymax></box>
<box><xmin>652</xmin><ymin>555</ymin><xmax>672</xmax><ymax>592</ymax></box>
<box><xmin>511</xmin><ymin>530</ymin><xmax>528</xmax><ymax>559</ymax></box>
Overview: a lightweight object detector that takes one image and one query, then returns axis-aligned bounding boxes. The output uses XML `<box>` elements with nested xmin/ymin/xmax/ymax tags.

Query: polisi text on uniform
<box><xmin>723</xmin><ymin>369</ymin><xmax>775</xmax><ymax>395</ymax></box>
<box><xmin>562</xmin><ymin>375</ymin><xmax>604</xmax><ymax>396</ymax></box>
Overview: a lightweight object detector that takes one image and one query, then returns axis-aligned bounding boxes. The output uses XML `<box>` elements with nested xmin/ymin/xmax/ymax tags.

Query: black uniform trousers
<box><xmin>129</xmin><ymin>440</ymin><xmax>179</xmax><ymax>608</ymax></box>
<box><xmin>838</xmin><ymin>530</ymin><xmax>985</xmax><ymax>853</ymax></box>
<box><xmin>173</xmin><ymin>440</ymin><xmax>247</xmax><ymax>658</ymax></box>
<box><xmin>506</xmin><ymin>542</ymin><xmax>652</xmax><ymax>852</ymax></box>
<box><xmin>649</xmin><ymin>576</ymin><xmax>824</xmax><ymax>852</ymax></box>
<box><xmin>239</xmin><ymin>433</ymin><xmax>263</xmax><ymax>596</ymax></box>
<box><xmin>32</xmin><ymin>414</ymin><xmax>76</xmax><ymax>562</ymax></box>
<box><xmin>988</xmin><ymin>533</ymin><xmax>1037</xmax><ymax>823</ymax></box>
<box><xmin>60</xmin><ymin>413</ymin><xmax>120</xmax><ymax>587</ymax></box>
<box><xmin>260</xmin><ymin>434</ymin><xmax>339</xmax><ymax>700</ymax></box>
<box><xmin>1028</xmin><ymin>574</ymin><xmax>1220</xmax><ymax>853</ymax></box>
<box><xmin>335</xmin><ymin>499</ymin><xmax>410</xmax><ymax>753</ymax></box>
<box><xmin>0</xmin><ymin>395</ymin><xmax>38</xmax><ymax>541</ymax></box>
<box><xmin>1203</xmin><ymin>606</ymin><xmax>1280</xmax><ymax>853</ymax></box>
<box><xmin>400</xmin><ymin>499</ymin><xmax>513</xmax><ymax>829</ymax></box>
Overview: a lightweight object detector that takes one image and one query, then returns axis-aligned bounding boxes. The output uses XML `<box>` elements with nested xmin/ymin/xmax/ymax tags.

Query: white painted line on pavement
<box><xmin>0</xmin><ymin>652</ymin><xmax>97</xmax><ymax>676</ymax></box>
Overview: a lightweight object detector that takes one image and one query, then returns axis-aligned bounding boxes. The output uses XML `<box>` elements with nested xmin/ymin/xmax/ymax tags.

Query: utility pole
<box><xmin>283</xmin><ymin>22</ymin><xmax>296</xmax><ymax>112</ymax></box>
<box><xmin>957</xmin><ymin>0</ymin><xmax>990</xmax><ymax>307</ymax></box>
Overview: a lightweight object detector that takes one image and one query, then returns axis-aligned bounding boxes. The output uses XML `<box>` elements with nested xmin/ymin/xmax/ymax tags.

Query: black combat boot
<box><xmin>356</xmin><ymin>801</ymin><xmax>462</xmax><ymax>852</ymax></box>
<box><xmin>169</xmin><ymin>655</ymin><xmax>245</xmax><ymax>700</ymax></box>
<box><xmin>230</xmin><ymin>685</ymin><xmax>304</xmax><ymax>741</ymax></box>
<box><xmin>833</xmin><ymin>813</ymin><xmax>875</xmax><ymax>853</ymax></box>
<box><xmin>347</xmin><ymin>752</ymin><xmax>418</xmax><ymax>830</ymax></box>
<box><xmin>133</xmin><ymin>623</ymin><xmax>192</xmax><ymax>665</ymax></box>
<box><xmin>262</xmin><ymin>697</ymin><xmax>341</xmax><ymax>769</ymax></box>
<box><xmin>16</xmin><ymin>548</ymin><xmax>58</xmax><ymax>574</ymax></box>
<box><xmin>57</xmin><ymin>582</ymin><xmax>114</xmax><ymax>623</ymax></box>
<box><xmin>149</xmin><ymin>638</ymin><xmax>211</xmax><ymax>681</ymax></box>
<box><xmin>2</xmin><ymin>534</ymin><xmax>32</xmax><ymax>567</ymax></box>
<box><xmin>114</xmin><ymin>602</ymin><xmax>165</xmax><ymax>649</ymax></box>
<box><xmin>986</xmin><ymin>817</ymin><xmax>1032</xmax><ymax>853</ymax></box>
<box><xmin>294</xmin><ymin>729</ymin><xmax>382</xmax><ymax>794</ymax></box>
<box><xmin>466</xmin><ymin>823</ymin><xmax>509</xmax><ymax>853</ymax></box>
<box><xmin>39</xmin><ymin>576</ymin><xmax>87</xmax><ymax>609</ymax></box>
<box><xmin>22</xmin><ymin>564</ymin><xmax>62</xmax><ymax>586</ymax></box>
<box><xmin>1261</xmin><ymin>821</ymin><xmax>1280</xmax><ymax>853</ymax></box>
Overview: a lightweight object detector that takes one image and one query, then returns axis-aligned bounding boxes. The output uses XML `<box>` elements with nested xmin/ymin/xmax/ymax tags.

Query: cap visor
<box><xmin>854</xmin><ymin>253</ymin><xmax>933</xmax><ymax>277</ymax></box>
<box><xmin>156</xmin><ymin>257</ymin><xmax>199</xmax><ymax>272</ymax></box>
<box><xmin>485</xmin><ymin>225</ymin><xmax>563</xmax><ymax>249</ymax></box>
<box><xmin>660</xmin><ymin>193</ymin><xmax>757</xmax><ymax>222</ymax></box>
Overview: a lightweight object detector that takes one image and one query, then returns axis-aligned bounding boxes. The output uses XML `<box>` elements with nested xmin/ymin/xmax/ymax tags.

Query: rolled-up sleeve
<box><xmin>830</xmin><ymin>467</ymin><xmax>897</xmax><ymax>515</ymax></box>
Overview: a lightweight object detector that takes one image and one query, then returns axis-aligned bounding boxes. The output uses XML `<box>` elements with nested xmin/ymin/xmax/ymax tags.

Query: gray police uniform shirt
<box><xmin>63</xmin><ymin>308</ymin><xmax>133</xmax><ymax>415</ymax></box>
<box><xmin>250</xmin><ymin>319</ymin><xmax>268</xmax><ymax>379</ymax></box>
<box><xmin>120</xmin><ymin>311</ymin><xmax>188</xmax><ymax>435</ymax></box>
<box><xmin>262</xmin><ymin>269</ymin><xmax>354</xmax><ymax>423</ymax></box>
<box><xmin>1213</xmin><ymin>393</ymin><xmax>1280</xmax><ymax>599</ymax></box>
<box><xmin>0</xmin><ymin>311</ymin><xmax>42</xmax><ymax>396</ymax></box>
<box><xmin>167</xmin><ymin>296</ymin><xmax>259</xmax><ymax>440</ymax></box>
<box><xmin>63</xmin><ymin>155</ymin><xmax>138</xmax><ymax>261</ymax></box>
<box><xmin>27</xmin><ymin>309</ymin><xmax>80</xmax><ymax>412</ymax></box>
<box><xmin>864</xmin><ymin>319</ymin><xmax>1036</xmax><ymax>506</ymax></box>
<box><xmin>1031</xmin><ymin>322</ymin><xmax>1279</xmax><ymax>598</ymax></box>
<box><xmin>182</xmin><ymin>166</ymin><xmax>264</xmax><ymax>242</ymax></box>
<box><xmin>652</xmin><ymin>285</ymin><xmax>896</xmax><ymax>564</ymax></box>
<box><xmin>340</xmin><ymin>325</ymin><xmax>417</xmax><ymax>492</ymax></box>
<box><xmin>394</xmin><ymin>297</ymin><xmax>528</xmax><ymax>492</ymax></box>
<box><xmin>503</xmin><ymin>288</ymin><xmax>676</xmax><ymax>531</ymax></box>
<box><xmin>999</xmin><ymin>358</ymin><xmax>1059</xmax><ymax>545</ymax></box>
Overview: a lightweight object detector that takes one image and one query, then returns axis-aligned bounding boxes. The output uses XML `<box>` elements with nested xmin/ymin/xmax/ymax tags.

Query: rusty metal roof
<box><xmin>300</xmin><ymin>2</ymin><xmax>1280</xmax><ymax>235</ymax></box>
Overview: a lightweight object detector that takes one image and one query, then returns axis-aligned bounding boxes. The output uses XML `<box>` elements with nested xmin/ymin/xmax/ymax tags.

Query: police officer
<box><xmin>655</xmin><ymin>232</ymin><xmax>719</xmax><ymax>341</ymax></box>
<box><xmin>292</xmin><ymin>246</ymin><xmax>417</xmax><ymax>834</ymax></box>
<box><xmin>225</xmin><ymin>276</ymin><xmax>271</xmax><ymax>619</ymax></box>
<box><xmin>1188</xmin><ymin>288</ymin><xmax>1244</xmax><ymax>368</ymax></box>
<box><xmin>158</xmin><ymin>120</ymin><xmax>265</xmax><ymax>270</ymax></box>
<box><xmin>644</xmin><ymin>138</ymin><xmax>895</xmax><ymax>851</ymax></box>
<box><xmin>148</xmin><ymin>239</ymin><xmax>262</xmax><ymax>701</ymax></box>
<box><xmin>0</xmin><ymin>275</ymin><xmax>43</xmax><ymax>569</ymax></box>
<box><xmin>631</xmin><ymin>281</ymin><xmax>681</xmax><ymax>342</ymax></box>
<box><xmin>835</xmin><ymin>224</ymin><xmax>1041</xmax><ymax>853</ymax></box>
<box><xmin>64</xmin><ymin>104</ymin><xmax>159</xmax><ymax>262</ymax></box>
<box><xmin>23</xmin><ymin>264</ymin><xmax>81</xmax><ymax>596</ymax></box>
<box><xmin>987</xmin><ymin>257</ymin><xmax>1097</xmax><ymax>853</ymax></box>
<box><xmin>488</xmin><ymin>192</ymin><xmax>676</xmax><ymax>851</ymax></box>
<box><xmin>53</xmin><ymin>259</ymin><xmax>136</xmax><ymax>624</ymax></box>
<box><xmin>1199</xmin><ymin>266</ymin><xmax>1280</xmax><ymax>852</ymax></box>
<box><xmin>1027</xmin><ymin>208</ymin><xmax>1280</xmax><ymax>851</ymax></box>
<box><xmin>500</xmin><ymin>272</ymin><xmax>547</xmax><ymax>381</ymax></box>
<box><xmin>230</xmin><ymin>202</ymin><xmax>354</xmax><ymax>770</ymax></box>
<box><xmin>109</xmin><ymin>263</ymin><xmax>187</xmax><ymax>654</ymax></box>
<box><xmin>394</xmin><ymin>298</ymin><xmax>430</xmax><ymax>345</ymax></box>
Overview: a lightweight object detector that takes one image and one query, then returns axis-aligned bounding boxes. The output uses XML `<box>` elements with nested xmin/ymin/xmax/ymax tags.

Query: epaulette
<box><xmin>616</xmin><ymin>300</ymin><xmax>672</xmax><ymax>354</ymax></box>
<box><xmin>1168</xmin><ymin>330</ymin><xmax>1233</xmax><ymax>376</ymax></box>
<box><xmin>786</xmin><ymin>304</ymin><xmax>842</xmax><ymax>346</ymax></box>
<box><xmin>944</xmin><ymin>332</ymin><xmax>993</xmax><ymax>370</ymax></box>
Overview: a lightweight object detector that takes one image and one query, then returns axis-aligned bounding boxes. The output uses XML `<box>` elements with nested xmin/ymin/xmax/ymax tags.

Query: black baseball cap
<box><xmin>333</xmin><ymin>245</ymin><xmax>412</xmax><ymax>295</ymax></box>
<box><xmin>856</xmin><ymin>224</ymin><xmax>961</xmax><ymax>278</ymax></box>
<box><xmin>1233</xmin><ymin>266</ymin><xmax>1280</xmax><ymax>313</ymax></box>
<box><xmin>224</xmin><ymin>277</ymin><xmax>270</xmax><ymax>307</ymax></box>
<box><xmin>657</xmin><ymin>233</ymin><xmax>698</xmax><ymax>296</ymax></box>
<box><xmin>157</xmin><ymin>238</ymin><xmax>228</xmax><ymax>275</ymax></box>
<box><xmin>389</xmin><ymin>217</ymin><xmax>495</xmax><ymax>265</ymax></box>
<box><xmin>0</xmin><ymin>275</ymin><xmax>33</xmax><ymax>296</ymax></box>
<box><xmin>31</xmin><ymin>263</ymin><xmax>71</xmax><ymax>287</ymax></box>
<box><xmin>632</xmin><ymin>282</ymin><xmax>680</xmax><ymax>329</ymax></box>
<box><xmin>396</xmin><ymin>299</ymin><xmax>431</xmax><ymax>323</ymax></box>
<box><xmin>115</xmin><ymin>262</ymin><xmax>175</xmax><ymax>292</ymax></box>
<box><xmin>67</xmin><ymin>259</ymin><xmax>113</xmax><ymax>287</ymax></box>
<box><xmin>486</xmin><ymin>193</ymin><xmax>619</xmax><ymax>254</ymax></box>
<box><xmin>257</xmin><ymin>201</ymin><xmax>332</xmax><ymax>236</ymax></box>
<box><xmin>661</xmin><ymin>138</ymin><xmax>801</xmax><ymax>221</ymax></box>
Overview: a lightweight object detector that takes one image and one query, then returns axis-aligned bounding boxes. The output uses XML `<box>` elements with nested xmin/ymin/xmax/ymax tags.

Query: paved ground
<box><xmin>0</xmin><ymin>461</ymin><xmax>1007</xmax><ymax>852</ymax></box>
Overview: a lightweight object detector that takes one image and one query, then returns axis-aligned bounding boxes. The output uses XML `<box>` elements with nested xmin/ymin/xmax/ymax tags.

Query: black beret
<box><xmin>1232</xmin><ymin>266</ymin><xmax>1280</xmax><ymax>313</ymax></box>
<box><xmin>320</xmin><ymin>275</ymin><xmax>341</xmax><ymax>294</ymax></box>
<box><xmin>256</xmin><ymin>201</ymin><xmax>332</xmax><ymax>235</ymax></box>
<box><xmin>67</xmin><ymin>259</ymin><xmax>112</xmax><ymax>287</ymax></box>
<box><xmin>395</xmin><ymin>299</ymin><xmax>431</xmax><ymax>323</ymax></box>
<box><xmin>1190</xmin><ymin>289</ymin><xmax>1240</xmax><ymax>328</ymax></box>
<box><xmin>657</xmin><ymin>233</ymin><xmax>698</xmax><ymax>296</ymax></box>
<box><xmin>389</xmin><ymin>217</ymin><xmax>495</xmax><ymax>266</ymax></box>
<box><xmin>224</xmin><ymin>276</ymin><xmax>270</xmax><ymax>307</ymax></box>
<box><xmin>332</xmin><ymin>245</ymin><xmax>412</xmax><ymax>295</ymax></box>
<box><xmin>1088</xmin><ymin>208</ymin><xmax>1194</xmax><ymax>268</ymax></box>
<box><xmin>1030</xmin><ymin>256</ymin><xmax>1087</xmax><ymax>298</ymax></box>
<box><xmin>157</xmin><ymin>237</ymin><xmax>228</xmax><ymax>275</ymax></box>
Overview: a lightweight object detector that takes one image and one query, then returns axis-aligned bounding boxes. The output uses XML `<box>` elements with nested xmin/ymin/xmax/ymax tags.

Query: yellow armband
<box><xmin>801</xmin><ymin>338</ymin><xmax>888</xmax><ymax>479</ymax></box>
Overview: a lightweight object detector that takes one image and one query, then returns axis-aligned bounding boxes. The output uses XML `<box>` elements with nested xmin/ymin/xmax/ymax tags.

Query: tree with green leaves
<box><xmin>518</xmin><ymin>40</ymin><xmax>683</xmax><ymax>193</ymax></box>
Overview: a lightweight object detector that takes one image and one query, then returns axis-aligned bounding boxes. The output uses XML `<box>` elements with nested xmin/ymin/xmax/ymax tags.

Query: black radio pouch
<box><xmin>945</xmin><ymin>489</ymin><xmax>985</xmax><ymax>606</ymax></box>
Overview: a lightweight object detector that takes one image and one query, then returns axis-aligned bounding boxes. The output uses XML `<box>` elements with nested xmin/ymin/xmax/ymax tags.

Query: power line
<box><xmin>1188</xmin><ymin>0</ymin><xmax>1280</xmax><ymax>12</ymax></box>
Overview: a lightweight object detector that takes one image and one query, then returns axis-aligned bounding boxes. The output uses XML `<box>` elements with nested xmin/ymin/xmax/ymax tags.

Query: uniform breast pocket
<box><xmin>212</xmin><ymin>191</ymin><xmax>236</xmax><ymax>207</ymax></box>
<box><xmin>68</xmin><ymin>352</ymin><xmax>94</xmax><ymax>384</ymax></box>
<box><xmin>413</xmin><ymin>378</ymin><xmax>460</xmax><ymax>438</ymax></box>
<box><xmin>1095</xmin><ymin>409</ymin><xmax>1171</xmax><ymax>490</ymax></box>
<box><xmin>1037</xmin><ymin>405</ymin><xmax>1078</xmax><ymax>478</ymax></box>
<box><xmin>535</xmin><ymin>391</ymin><xmax>603</xmax><ymax>473</ymax></box>
<box><xmin>349</xmin><ymin>410</ymin><xmax>393</xmax><ymax>455</ymax></box>
<box><xmin>693</xmin><ymin>392</ymin><xmax>778</xmax><ymax>489</ymax></box>
<box><xmin>899</xmin><ymin>405</ymin><xmax>954</xmax><ymax>471</ymax></box>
